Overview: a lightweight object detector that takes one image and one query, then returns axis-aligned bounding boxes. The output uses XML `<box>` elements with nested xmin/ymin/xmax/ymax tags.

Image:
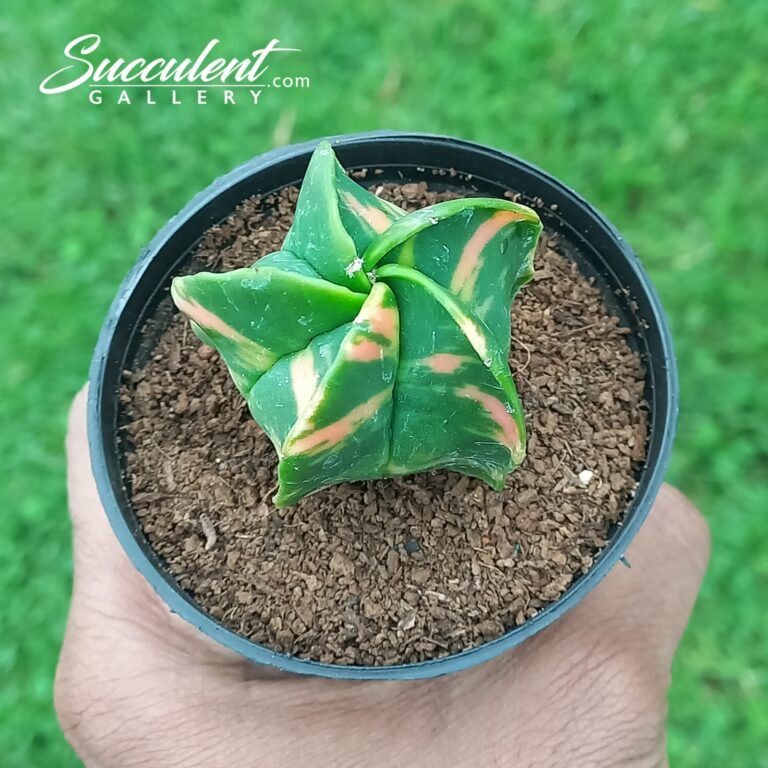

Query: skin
<box><xmin>56</xmin><ymin>387</ymin><xmax>710</xmax><ymax>768</ymax></box>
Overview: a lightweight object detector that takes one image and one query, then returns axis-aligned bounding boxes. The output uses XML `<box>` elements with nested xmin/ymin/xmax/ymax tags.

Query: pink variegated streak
<box><xmin>419</xmin><ymin>353</ymin><xmax>473</xmax><ymax>374</ymax></box>
<box><xmin>341</xmin><ymin>191</ymin><xmax>393</xmax><ymax>234</ymax></box>
<box><xmin>284</xmin><ymin>389</ymin><xmax>391</xmax><ymax>456</ymax></box>
<box><xmin>346</xmin><ymin>338</ymin><xmax>385</xmax><ymax>362</ymax></box>
<box><xmin>456</xmin><ymin>384</ymin><xmax>520</xmax><ymax>451</ymax></box>
<box><xmin>450</xmin><ymin>210</ymin><xmax>527</xmax><ymax>301</ymax></box>
<box><xmin>354</xmin><ymin>298</ymin><xmax>398</xmax><ymax>339</ymax></box>
<box><xmin>172</xmin><ymin>289</ymin><xmax>272</xmax><ymax>359</ymax></box>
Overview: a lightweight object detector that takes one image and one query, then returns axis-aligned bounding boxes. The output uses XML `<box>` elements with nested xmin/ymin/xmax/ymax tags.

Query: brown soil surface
<box><xmin>119</xmin><ymin>181</ymin><xmax>648</xmax><ymax>666</ymax></box>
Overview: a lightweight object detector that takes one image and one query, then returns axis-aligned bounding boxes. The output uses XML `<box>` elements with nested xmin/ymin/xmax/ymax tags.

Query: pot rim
<box><xmin>88</xmin><ymin>130</ymin><xmax>678</xmax><ymax>680</ymax></box>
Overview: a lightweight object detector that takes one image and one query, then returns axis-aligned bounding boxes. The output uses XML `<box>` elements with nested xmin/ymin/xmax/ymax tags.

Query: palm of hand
<box><xmin>56</xmin><ymin>389</ymin><xmax>709</xmax><ymax>768</ymax></box>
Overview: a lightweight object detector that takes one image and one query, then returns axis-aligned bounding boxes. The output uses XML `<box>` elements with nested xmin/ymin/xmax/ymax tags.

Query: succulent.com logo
<box><xmin>39</xmin><ymin>34</ymin><xmax>309</xmax><ymax>105</ymax></box>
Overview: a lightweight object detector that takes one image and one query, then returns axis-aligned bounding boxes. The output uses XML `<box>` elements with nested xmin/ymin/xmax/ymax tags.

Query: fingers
<box><xmin>578</xmin><ymin>483</ymin><xmax>710</xmax><ymax>659</ymax></box>
<box><xmin>64</xmin><ymin>385</ymin><xmax>249</xmax><ymax>662</ymax></box>
<box><xmin>462</xmin><ymin>487</ymin><xmax>710</xmax><ymax>768</ymax></box>
<box><xmin>505</xmin><ymin>478</ymin><xmax>711</xmax><ymax>730</ymax></box>
<box><xmin>66</xmin><ymin>385</ymin><xmax>143</xmax><ymax>597</ymax></box>
<box><xmin>66</xmin><ymin>386</ymin><xmax>117</xmax><ymax>550</ymax></box>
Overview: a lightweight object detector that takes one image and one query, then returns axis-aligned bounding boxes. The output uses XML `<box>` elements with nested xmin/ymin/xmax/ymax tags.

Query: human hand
<box><xmin>56</xmin><ymin>387</ymin><xmax>709</xmax><ymax>768</ymax></box>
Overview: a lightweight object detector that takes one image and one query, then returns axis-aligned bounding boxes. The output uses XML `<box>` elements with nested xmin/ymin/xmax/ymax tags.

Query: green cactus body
<box><xmin>172</xmin><ymin>141</ymin><xmax>542</xmax><ymax>506</ymax></box>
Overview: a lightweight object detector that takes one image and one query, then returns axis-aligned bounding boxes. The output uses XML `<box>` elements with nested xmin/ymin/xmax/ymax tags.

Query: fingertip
<box><xmin>65</xmin><ymin>383</ymin><xmax>105</xmax><ymax>533</ymax></box>
<box><xmin>66</xmin><ymin>385</ymin><xmax>89</xmax><ymax>451</ymax></box>
<box><xmin>655</xmin><ymin>483</ymin><xmax>711</xmax><ymax>577</ymax></box>
<box><xmin>564</xmin><ymin>482</ymin><xmax>711</xmax><ymax>660</ymax></box>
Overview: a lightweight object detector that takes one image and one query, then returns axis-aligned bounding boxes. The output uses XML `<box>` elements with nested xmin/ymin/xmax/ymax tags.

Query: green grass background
<box><xmin>1</xmin><ymin>1</ymin><xmax>766</xmax><ymax>765</ymax></box>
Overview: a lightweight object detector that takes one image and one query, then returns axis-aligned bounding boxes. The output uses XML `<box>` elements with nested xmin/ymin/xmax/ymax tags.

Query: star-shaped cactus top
<box><xmin>171</xmin><ymin>141</ymin><xmax>542</xmax><ymax>506</ymax></box>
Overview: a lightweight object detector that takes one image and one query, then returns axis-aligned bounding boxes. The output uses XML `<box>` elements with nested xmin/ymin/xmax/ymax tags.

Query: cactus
<box><xmin>171</xmin><ymin>141</ymin><xmax>542</xmax><ymax>506</ymax></box>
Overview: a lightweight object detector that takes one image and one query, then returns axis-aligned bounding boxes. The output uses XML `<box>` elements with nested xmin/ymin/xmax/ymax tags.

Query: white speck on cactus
<box><xmin>345</xmin><ymin>257</ymin><xmax>364</xmax><ymax>278</ymax></box>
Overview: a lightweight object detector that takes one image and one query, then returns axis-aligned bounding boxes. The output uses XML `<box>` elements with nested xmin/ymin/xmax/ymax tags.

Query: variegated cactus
<box><xmin>171</xmin><ymin>141</ymin><xmax>542</xmax><ymax>506</ymax></box>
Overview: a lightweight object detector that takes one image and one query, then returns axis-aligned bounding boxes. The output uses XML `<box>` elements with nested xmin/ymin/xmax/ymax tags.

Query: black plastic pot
<box><xmin>88</xmin><ymin>131</ymin><xmax>678</xmax><ymax>680</ymax></box>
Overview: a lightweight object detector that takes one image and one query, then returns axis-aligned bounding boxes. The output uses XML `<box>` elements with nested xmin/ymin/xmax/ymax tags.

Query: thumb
<box><xmin>532</xmin><ymin>482</ymin><xmax>711</xmax><ymax>681</ymax></box>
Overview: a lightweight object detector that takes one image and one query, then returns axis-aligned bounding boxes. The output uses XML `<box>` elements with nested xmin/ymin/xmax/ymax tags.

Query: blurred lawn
<box><xmin>1</xmin><ymin>0</ymin><xmax>766</xmax><ymax>765</ymax></box>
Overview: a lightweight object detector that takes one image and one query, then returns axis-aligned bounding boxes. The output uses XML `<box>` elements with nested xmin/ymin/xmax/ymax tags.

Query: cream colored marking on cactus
<box><xmin>172</xmin><ymin>288</ymin><xmax>274</xmax><ymax>367</ymax></box>
<box><xmin>450</xmin><ymin>210</ymin><xmax>523</xmax><ymax>300</ymax></box>
<box><xmin>341</xmin><ymin>191</ymin><xmax>392</xmax><ymax>234</ymax></box>
<box><xmin>456</xmin><ymin>384</ymin><xmax>520</xmax><ymax>450</ymax></box>
<box><xmin>284</xmin><ymin>389</ymin><xmax>390</xmax><ymax>456</ymax></box>
<box><xmin>347</xmin><ymin>338</ymin><xmax>384</xmax><ymax>362</ymax></box>
<box><xmin>290</xmin><ymin>349</ymin><xmax>318</xmax><ymax>416</ymax></box>
<box><xmin>397</xmin><ymin>236</ymin><xmax>416</xmax><ymax>268</ymax></box>
<box><xmin>237</xmin><ymin>343</ymin><xmax>276</xmax><ymax>371</ymax></box>
<box><xmin>385</xmin><ymin>462</ymin><xmax>409</xmax><ymax>475</ymax></box>
<box><xmin>419</xmin><ymin>353</ymin><xmax>473</xmax><ymax>374</ymax></box>
<box><xmin>456</xmin><ymin>316</ymin><xmax>488</xmax><ymax>360</ymax></box>
<box><xmin>476</xmin><ymin>294</ymin><xmax>494</xmax><ymax>319</ymax></box>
